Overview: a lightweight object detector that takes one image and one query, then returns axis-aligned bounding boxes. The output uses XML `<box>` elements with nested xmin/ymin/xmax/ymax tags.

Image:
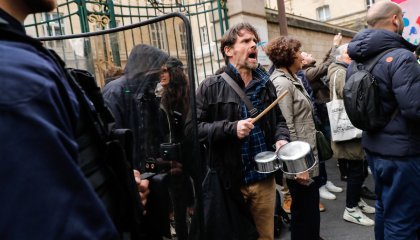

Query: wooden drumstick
<box><xmin>251</xmin><ymin>90</ymin><xmax>289</xmax><ymax>124</ymax></box>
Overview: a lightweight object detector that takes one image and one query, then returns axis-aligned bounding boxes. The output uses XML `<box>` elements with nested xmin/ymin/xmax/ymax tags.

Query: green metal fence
<box><xmin>24</xmin><ymin>0</ymin><xmax>229</xmax><ymax>84</ymax></box>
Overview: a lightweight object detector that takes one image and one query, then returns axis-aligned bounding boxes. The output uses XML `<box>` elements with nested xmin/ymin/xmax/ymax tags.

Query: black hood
<box><xmin>124</xmin><ymin>44</ymin><xmax>169</xmax><ymax>96</ymax></box>
<box><xmin>348</xmin><ymin>29</ymin><xmax>417</xmax><ymax>62</ymax></box>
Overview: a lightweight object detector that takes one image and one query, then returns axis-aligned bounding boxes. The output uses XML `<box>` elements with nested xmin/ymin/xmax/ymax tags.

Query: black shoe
<box><xmin>341</xmin><ymin>175</ymin><xmax>348</xmax><ymax>181</ymax></box>
<box><xmin>360</xmin><ymin>186</ymin><xmax>376</xmax><ymax>200</ymax></box>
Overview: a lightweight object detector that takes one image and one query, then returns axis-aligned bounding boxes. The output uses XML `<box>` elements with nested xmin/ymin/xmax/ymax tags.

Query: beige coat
<box><xmin>327</xmin><ymin>62</ymin><xmax>364</xmax><ymax>160</ymax></box>
<box><xmin>270</xmin><ymin>69</ymin><xmax>319</xmax><ymax>178</ymax></box>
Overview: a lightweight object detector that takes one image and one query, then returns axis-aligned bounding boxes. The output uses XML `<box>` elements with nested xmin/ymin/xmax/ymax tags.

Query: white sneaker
<box><xmin>358</xmin><ymin>199</ymin><xmax>375</xmax><ymax>214</ymax></box>
<box><xmin>325</xmin><ymin>181</ymin><xmax>343</xmax><ymax>193</ymax></box>
<box><xmin>319</xmin><ymin>185</ymin><xmax>336</xmax><ymax>200</ymax></box>
<box><xmin>343</xmin><ymin>207</ymin><xmax>374</xmax><ymax>226</ymax></box>
<box><xmin>170</xmin><ymin>220</ymin><xmax>176</xmax><ymax>237</ymax></box>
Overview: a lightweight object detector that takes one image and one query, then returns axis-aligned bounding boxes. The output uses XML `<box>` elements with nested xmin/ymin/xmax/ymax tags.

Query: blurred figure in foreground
<box><xmin>0</xmin><ymin>0</ymin><xmax>118</xmax><ymax>238</ymax></box>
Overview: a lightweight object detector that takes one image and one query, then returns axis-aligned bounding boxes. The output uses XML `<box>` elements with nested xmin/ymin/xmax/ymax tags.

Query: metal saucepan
<box><xmin>254</xmin><ymin>151</ymin><xmax>281</xmax><ymax>173</ymax></box>
<box><xmin>276</xmin><ymin>141</ymin><xmax>316</xmax><ymax>175</ymax></box>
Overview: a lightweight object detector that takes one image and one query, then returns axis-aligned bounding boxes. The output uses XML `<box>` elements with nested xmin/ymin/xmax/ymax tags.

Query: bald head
<box><xmin>367</xmin><ymin>1</ymin><xmax>403</xmax><ymax>34</ymax></box>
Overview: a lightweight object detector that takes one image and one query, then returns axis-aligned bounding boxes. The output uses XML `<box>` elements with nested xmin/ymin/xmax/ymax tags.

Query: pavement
<box><xmin>276</xmin><ymin>159</ymin><xmax>376</xmax><ymax>240</ymax></box>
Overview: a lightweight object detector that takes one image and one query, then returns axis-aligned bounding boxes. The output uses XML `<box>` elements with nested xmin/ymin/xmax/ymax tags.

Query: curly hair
<box><xmin>265</xmin><ymin>36</ymin><xmax>301</xmax><ymax>68</ymax></box>
<box><xmin>161</xmin><ymin>58</ymin><xmax>190</xmax><ymax>116</ymax></box>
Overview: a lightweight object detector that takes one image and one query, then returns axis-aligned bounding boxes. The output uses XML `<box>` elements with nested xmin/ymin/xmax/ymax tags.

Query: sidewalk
<box><xmin>277</xmin><ymin>159</ymin><xmax>376</xmax><ymax>240</ymax></box>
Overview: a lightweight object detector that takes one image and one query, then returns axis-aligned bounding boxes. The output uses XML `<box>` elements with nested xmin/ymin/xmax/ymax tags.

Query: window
<box><xmin>316</xmin><ymin>5</ymin><xmax>330</xmax><ymax>21</ymax></box>
<box><xmin>150</xmin><ymin>22</ymin><xmax>167</xmax><ymax>51</ymax></box>
<box><xmin>42</xmin><ymin>12</ymin><xmax>65</xmax><ymax>37</ymax></box>
<box><xmin>42</xmin><ymin>12</ymin><xmax>65</xmax><ymax>48</ymax></box>
<box><xmin>178</xmin><ymin>23</ymin><xmax>187</xmax><ymax>50</ymax></box>
<box><xmin>200</xmin><ymin>26</ymin><xmax>208</xmax><ymax>44</ymax></box>
<box><xmin>366</xmin><ymin>0</ymin><xmax>375</xmax><ymax>8</ymax></box>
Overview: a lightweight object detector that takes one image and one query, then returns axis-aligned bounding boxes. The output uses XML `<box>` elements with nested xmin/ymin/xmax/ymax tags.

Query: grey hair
<box><xmin>334</xmin><ymin>43</ymin><xmax>349</xmax><ymax>61</ymax></box>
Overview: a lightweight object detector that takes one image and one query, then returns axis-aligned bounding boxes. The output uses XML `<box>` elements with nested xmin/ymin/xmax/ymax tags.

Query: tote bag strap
<box><xmin>332</xmin><ymin>71</ymin><xmax>338</xmax><ymax>100</ymax></box>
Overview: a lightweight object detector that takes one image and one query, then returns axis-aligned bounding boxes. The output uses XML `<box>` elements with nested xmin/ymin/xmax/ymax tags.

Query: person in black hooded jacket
<box><xmin>103</xmin><ymin>44</ymin><xmax>169</xmax><ymax>171</ymax></box>
<box><xmin>103</xmin><ymin>44</ymin><xmax>173</xmax><ymax>239</ymax></box>
<box><xmin>346</xmin><ymin>2</ymin><xmax>420</xmax><ymax>239</ymax></box>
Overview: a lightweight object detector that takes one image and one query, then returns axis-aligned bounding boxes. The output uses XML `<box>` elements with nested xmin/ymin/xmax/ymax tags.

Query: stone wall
<box><xmin>266</xmin><ymin>9</ymin><xmax>356</xmax><ymax>64</ymax></box>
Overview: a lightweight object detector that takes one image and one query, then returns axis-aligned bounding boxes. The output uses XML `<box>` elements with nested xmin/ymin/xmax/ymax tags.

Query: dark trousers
<box><xmin>144</xmin><ymin>173</ymin><xmax>171</xmax><ymax>240</ymax></box>
<box><xmin>318</xmin><ymin>117</ymin><xmax>331</xmax><ymax>187</ymax></box>
<box><xmin>169</xmin><ymin>174</ymin><xmax>194</xmax><ymax>240</ymax></box>
<box><xmin>338</xmin><ymin>158</ymin><xmax>348</xmax><ymax>178</ymax></box>
<box><xmin>367</xmin><ymin>153</ymin><xmax>420</xmax><ymax>240</ymax></box>
<box><xmin>286</xmin><ymin>177</ymin><xmax>320</xmax><ymax>240</ymax></box>
<box><xmin>342</xmin><ymin>159</ymin><xmax>366</xmax><ymax>208</ymax></box>
<box><xmin>318</xmin><ymin>161</ymin><xmax>327</xmax><ymax>187</ymax></box>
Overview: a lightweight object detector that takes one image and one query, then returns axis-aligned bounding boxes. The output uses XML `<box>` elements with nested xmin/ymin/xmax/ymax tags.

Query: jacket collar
<box><xmin>0</xmin><ymin>8</ymin><xmax>25</xmax><ymax>34</ymax></box>
<box><xmin>335</xmin><ymin>61</ymin><xmax>349</xmax><ymax>68</ymax></box>
<box><xmin>224</xmin><ymin>63</ymin><xmax>269</xmax><ymax>89</ymax></box>
<box><xmin>274</xmin><ymin>68</ymin><xmax>299</xmax><ymax>83</ymax></box>
<box><xmin>274</xmin><ymin>68</ymin><xmax>312</xmax><ymax>99</ymax></box>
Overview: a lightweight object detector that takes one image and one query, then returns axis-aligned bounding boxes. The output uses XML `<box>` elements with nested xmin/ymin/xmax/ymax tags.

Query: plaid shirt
<box><xmin>228</xmin><ymin>64</ymin><xmax>273</xmax><ymax>185</ymax></box>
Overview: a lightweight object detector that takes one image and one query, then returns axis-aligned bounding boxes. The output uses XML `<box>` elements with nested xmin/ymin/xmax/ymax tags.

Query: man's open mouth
<box><xmin>248</xmin><ymin>52</ymin><xmax>257</xmax><ymax>60</ymax></box>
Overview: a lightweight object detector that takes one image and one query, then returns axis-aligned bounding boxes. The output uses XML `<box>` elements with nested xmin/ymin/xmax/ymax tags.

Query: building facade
<box><xmin>266</xmin><ymin>0</ymin><xmax>386</xmax><ymax>31</ymax></box>
<box><xmin>24</xmin><ymin>0</ymin><xmax>359</xmax><ymax>85</ymax></box>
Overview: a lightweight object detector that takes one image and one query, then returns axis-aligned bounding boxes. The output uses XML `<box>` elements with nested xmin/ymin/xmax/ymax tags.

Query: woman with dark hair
<box><xmin>157</xmin><ymin>57</ymin><xmax>194</xmax><ymax>240</ymax></box>
<box><xmin>266</xmin><ymin>36</ymin><xmax>321</xmax><ymax>240</ymax></box>
<box><xmin>159</xmin><ymin>57</ymin><xmax>190</xmax><ymax>120</ymax></box>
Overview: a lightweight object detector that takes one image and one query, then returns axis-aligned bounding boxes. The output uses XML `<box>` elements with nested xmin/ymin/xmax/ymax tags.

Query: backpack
<box><xmin>65</xmin><ymin>68</ymin><xmax>144</xmax><ymax>239</ymax></box>
<box><xmin>343</xmin><ymin>49</ymin><xmax>395</xmax><ymax>132</ymax></box>
<box><xmin>0</xmin><ymin>24</ymin><xmax>144</xmax><ymax>239</ymax></box>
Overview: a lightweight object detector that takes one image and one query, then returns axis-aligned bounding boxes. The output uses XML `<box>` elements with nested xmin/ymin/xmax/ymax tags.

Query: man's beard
<box><xmin>395</xmin><ymin>20</ymin><xmax>404</xmax><ymax>36</ymax></box>
<box><xmin>245</xmin><ymin>61</ymin><xmax>258</xmax><ymax>70</ymax></box>
<box><xmin>25</xmin><ymin>0</ymin><xmax>57</xmax><ymax>13</ymax></box>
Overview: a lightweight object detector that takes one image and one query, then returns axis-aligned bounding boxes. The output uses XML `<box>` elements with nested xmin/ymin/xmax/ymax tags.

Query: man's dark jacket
<box><xmin>0</xmin><ymin>9</ymin><xmax>118</xmax><ymax>239</ymax></box>
<box><xmin>186</xmin><ymin>65</ymin><xmax>290</xmax><ymax>239</ymax></box>
<box><xmin>194</xmin><ymin>65</ymin><xmax>289</xmax><ymax>186</ymax></box>
<box><xmin>347</xmin><ymin>29</ymin><xmax>420</xmax><ymax>157</ymax></box>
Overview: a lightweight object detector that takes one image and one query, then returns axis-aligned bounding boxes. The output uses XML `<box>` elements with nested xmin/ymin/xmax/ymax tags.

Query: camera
<box><xmin>160</xmin><ymin>142</ymin><xmax>181</xmax><ymax>162</ymax></box>
<box><xmin>142</xmin><ymin>142</ymin><xmax>182</xmax><ymax>178</ymax></box>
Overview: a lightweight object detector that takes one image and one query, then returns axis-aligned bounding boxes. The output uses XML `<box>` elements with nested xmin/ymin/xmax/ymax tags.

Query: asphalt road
<box><xmin>277</xmin><ymin>159</ymin><xmax>376</xmax><ymax>240</ymax></box>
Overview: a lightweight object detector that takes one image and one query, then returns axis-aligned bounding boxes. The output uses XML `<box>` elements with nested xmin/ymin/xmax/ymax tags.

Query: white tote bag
<box><xmin>326</xmin><ymin>71</ymin><xmax>362</xmax><ymax>142</ymax></box>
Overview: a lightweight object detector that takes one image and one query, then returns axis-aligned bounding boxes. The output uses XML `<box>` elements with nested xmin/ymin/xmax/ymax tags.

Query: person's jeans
<box><xmin>241</xmin><ymin>176</ymin><xmax>276</xmax><ymax>240</ymax></box>
<box><xmin>286</xmin><ymin>177</ymin><xmax>320</xmax><ymax>240</ymax></box>
<box><xmin>366</xmin><ymin>152</ymin><xmax>420</xmax><ymax>240</ymax></box>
